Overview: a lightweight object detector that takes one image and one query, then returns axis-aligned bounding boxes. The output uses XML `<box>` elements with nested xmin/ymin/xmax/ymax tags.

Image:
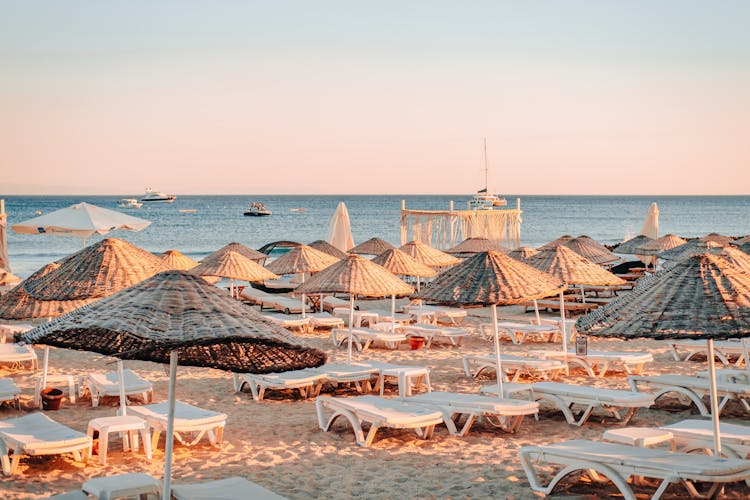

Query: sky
<box><xmin>2</xmin><ymin>1</ymin><xmax>749</xmax><ymax>196</ymax></box>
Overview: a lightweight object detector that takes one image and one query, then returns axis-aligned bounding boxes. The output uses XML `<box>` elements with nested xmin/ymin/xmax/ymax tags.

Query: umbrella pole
<box><xmin>491</xmin><ymin>304</ymin><xmax>504</xmax><ymax>398</ymax></box>
<box><xmin>162</xmin><ymin>350</ymin><xmax>178</xmax><ymax>499</ymax></box>
<box><xmin>742</xmin><ymin>339</ymin><xmax>750</xmax><ymax>380</ymax></box>
<box><xmin>706</xmin><ymin>339</ymin><xmax>722</xmax><ymax>456</ymax></box>
<box><xmin>301</xmin><ymin>274</ymin><xmax>306</xmax><ymax>319</ymax></box>
<box><xmin>559</xmin><ymin>290</ymin><xmax>568</xmax><ymax>375</ymax></box>
<box><xmin>319</xmin><ymin>293</ymin><xmax>324</xmax><ymax>313</ymax></box>
<box><xmin>391</xmin><ymin>294</ymin><xmax>396</xmax><ymax>331</ymax></box>
<box><xmin>40</xmin><ymin>346</ymin><xmax>50</xmax><ymax>407</ymax></box>
<box><xmin>579</xmin><ymin>284</ymin><xmax>586</xmax><ymax>304</ymax></box>
<box><xmin>533</xmin><ymin>299</ymin><xmax>541</xmax><ymax>325</ymax></box>
<box><xmin>117</xmin><ymin>359</ymin><xmax>127</xmax><ymax>417</ymax></box>
<box><xmin>347</xmin><ymin>295</ymin><xmax>354</xmax><ymax>364</ymax></box>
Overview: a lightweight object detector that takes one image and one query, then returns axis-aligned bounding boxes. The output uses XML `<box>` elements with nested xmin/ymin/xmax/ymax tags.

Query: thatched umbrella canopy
<box><xmin>634</xmin><ymin>233</ymin><xmax>687</xmax><ymax>256</ymax></box>
<box><xmin>371</xmin><ymin>248</ymin><xmax>437</xmax><ymax>279</ymax></box>
<box><xmin>612</xmin><ymin>235</ymin><xmax>655</xmax><ymax>255</ymax></box>
<box><xmin>0</xmin><ymin>239</ymin><xmax>164</xmax><ymax>320</ymax></box>
<box><xmin>507</xmin><ymin>246</ymin><xmax>539</xmax><ymax>261</ymax></box>
<box><xmin>732</xmin><ymin>235</ymin><xmax>750</xmax><ymax>246</ymax></box>
<box><xmin>414</xmin><ymin>250</ymin><xmax>564</xmax><ymax>396</ymax></box>
<box><xmin>348</xmin><ymin>237</ymin><xmax>395</xmax><ymax>256</ymax></box>
<box><xmin>191</xmin><ymin>250</ymin><xmax>278</xmax><ymax>284</ymax></box>
<box><xmin>738</xmin><ymin>242</ymin><xmax>750</xmax><ymax>255</ymax></box>
<box><xmin>446</xmin><ymin>237</ymin><xmax>509</xmax><ymax>256</ymax></box>
<box><xmin>525</xmin><ymin>246</ymin><xmax>626</xmax><ymax>286</ymax></box>
<box><xmin>399</xmin><ymin>240</ymin><xmax>461</xmax><ymax>268</ymax></box>
<box><xmin>158</xmin><ymin>250</ymin><xmax>198</xmax><ymax>271</ymax></box>
<box><xmin>658</xmin><ymin>239</ymin><xmax>725</xmax><ymax>262</ymax></box>
<box><xmin>538</xmin><ymin>235</ymin><xmax>573</xmax><ymax>251</ymax></box>
<box><xmin>265</xmin><ymin>245</ymin><xmax>340</xmax><ymax>317</ymax></box>
<box><xmin>700</xmin><ymin>232</ymin><xmax>734</xmax><ymax>246</ymax></box>
<box><xmin>205</xmin><ymin>242</ymin><xmax>267</xmax><ymax>264</ymax></box>
<box><xmin>717</xmin><ymin>247</ymin><xmax>750</xmax><ymax>274</ymax></box>
<box><xmin>308</xmin><ymin>240</ymin><xmax>349</xmax><ymax>260</ymax></box>
<box><xmin>19</xmin><ymin>270</ymin><xmax>325</xmax><ymax>498</ymax></box>
<box><xmin>562</xmin><ymin>236</ymin><xmax>620</xmax><ymax>266</ymax></box>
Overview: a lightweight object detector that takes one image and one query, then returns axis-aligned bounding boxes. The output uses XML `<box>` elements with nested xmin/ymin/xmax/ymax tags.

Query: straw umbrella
<box><xmin>158</xmin><ymin>250</ymin><xmax>198</xmax><ymax>271</ymax></box>
<box><xmin>308</xmin><ymin>240</ymin><xmax>349</xmax><ymax>260</ymax></box>
<box><xmin>700</xmin><ymin>232</ymin><xmax>734</xmax><ymax>246</ymax></box>
<box><xmin>12</xmin><ymin>202</ymin><xmax>151</xmax><ymax>247</ymax></box>
<box><xmin>371</xmin><ymin>248</ymin><xmax>437</xmax><ymax>322</ymax></box>
<box><xmin>296</xmin><ymin>255</ymin><xmax>413</xmax><ymax>363</ymax></box>
<box><xmin>507</xmin><ymin>246</ymin><xmax>539</xmax><ymax>261</ymax></box>
<box><xmin>399</xmin><ymin>240</ymin><xmax>461</xmax><ymax>269</ymax></box>
<box><xmin>538</xmin><ymin>235</ymin><xmax>573</xmax><ymax>251</ymax></box>
<box><xmin>446</xmin><ymin>237</ymin><xmax>509</xmax><ymax>257</ymax></box>
<box><xmin>19</xmin><ymin>270</ymin><xmax>326</xmax><ymax>498</ymax></box>
<box><xmin>576</xmin><ymin>253</ymin><xmax>750</xmax><ymax>456</ymax></box>
<box><xmin>265</xmin><ymin>245</ymin><xmax>340</xmax><ymax>317</ymax></box>
<box><xmin>206</xmin><ymin>242</ymin><xmax>268</xmax><ymax>264</ymax></box>
<box><xmin>658</xmin><ymin>239</ymin><xmax>726</xmax><ymax>263</ymax></box>
<box><xmin>326</xmin><ymin>202</ymin><xmax>354</xmax><ymax>252</ymax></box>
<box><xmin>732</xmin><ymin>235</ymin><xmax>750</xmax><ymax>246</ymax></box>
<box><xmin>348</xmin><ymin>237</ymin><xmax>395</xmax><ymax>257</ymax></box>
<box><xmin>562</xmin><ymin>236</ymin><xmax>620</xmax><ymax>266</ymax></box>
<box><xmin>634</xmin><ymin>233</ymin><xmax>687</xmax><ymax>256</ymax></box>
<box><xmin>612</xmin><ymin>235</ymin><xmax>655</xmax><ymax>256</ymax></box>
<box><xmin>414</xmin><ymin>251</ymin><xmax>564</xmax><ymax>397</ymax></box>
<box><xmin>191</xmin><ymin>250</ymin><xmax>279</xmax><ymax>298</ymax></box>
<box><xmin>525</xmin><ymin>246</ymin><xmax>626</xmax><ymax>347</ymax></box>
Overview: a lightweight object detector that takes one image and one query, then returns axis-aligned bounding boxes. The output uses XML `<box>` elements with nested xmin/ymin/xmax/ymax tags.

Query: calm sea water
<box><xmin>3</xmin><ymin>195</ymin><xmax>749</xmax><ymax>278</ymax></box>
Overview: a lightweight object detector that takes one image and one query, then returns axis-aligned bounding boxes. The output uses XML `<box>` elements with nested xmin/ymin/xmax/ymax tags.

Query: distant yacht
<box><xmin>244</xmin><ymin>201</ymin><xmax>272</xmax><ymax>217</ymax></box>
<box><xmin>468</xmin><ymin>138</ymin><xmax>507</xmax><ymax>210</ymax></box>
<box><xmin>140</xmin><ymin>188</ymin><xmax>176</xmax><ymax>203</ymax></box>
<box><xmin>117</xmin><ymin>198</ymin><xmax>143</xmax><ymax>209</ymax></box>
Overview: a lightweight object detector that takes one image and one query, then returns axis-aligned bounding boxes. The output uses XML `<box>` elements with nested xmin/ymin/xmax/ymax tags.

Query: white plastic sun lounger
<box><xmin>322</xmin><ymin>296</ymin><xmax>353</xmax><ymax>313</ymax></box>
<box><xmin>628</xmin><ymin>374</ymin><xmax>750</xmax><ymax>416</ymax></box>
<box><xmin>172</xmin><ymin>476</ymin><xmax>287</xmax><ymax>500</ymax></box>
<box><xmin>530</xmin><ymin>349</ymin><xmax>654</xmax><ymax>377</ymax></box>
<box><xmin>331</xmin><ymin>327</ymin><xmax>406</xmax><ymax>351</ymax></box>
<box><xmin>239</xmin><ymin>286</ymin><xmax>273</xmax><ymax>305</ymax></box>
<box><xmin>462</xmin><ymin>353</ymin><xmax>566</xmax><ymax>382</ymax></box>
<box><xmin>260</xmin><ymin>313</ymin><xmax>311</xmax><ymax>333</ymax></box>
<box><xmin>660</xmin><ymin>419</ymin><xmax>750</xmax><ymax>459</ymax></box>
<box><xmin>420</xmin><ymin>305</ymin><xmax>468</xmax><ymax>325</ymax></box>
<box><xmin>520</xmin><ymin>439</ymin><xmax>750</xmax><ymax>500</ymax></box>
<box><xmin>316</xmin><ymin>395</ymin><xmax>444</xmax><ymax>447</ymax></box>
<box><xmin>0</xmin><ymin>342</ymin><xmax>38</xmax><ymax>370</ymax></box>
<box><xmin>669</xmin><ymin>339</ymin><xmax>748</xmax><ymax>367</ymax></box>
<box><xmin>0</xmin><ymin>413</ymin><xmax>92</xmax><ymax>476</ymax></box>
<box><xmin>482</xmin><ymin>381</ymin><xmax>655</xmax><ymax>426</ymax></box>
<box><xmin>402</xmin><ymin>323</ymin><xmax>469</xmax><ymax>347</ymax></box>
<box><xmin>127</xmin><ymin>401</ymin><xmax>227</xmax><ymax>450</ymax></box>
<box><xmin>239</xmin><ymin>288</ymin><xmax>311</xmax><ymax>314</ymax></box>
<box><xmin>307</xmin><ymin>312</ymin><xmax>345</xmax><ymax>330</ymax></box>
<box><xmin>480</xmin><ymin>321</ymin><xmax>560</xmax><ymax>344</ymax></box>
<box><xmin>406</xmin><ymin>391</ymin><xmax>539</xmax><ymax>436</ymax></box>
<box><xmin>0</xmin><ymin>378</ymin><xmax>21</xmax><ymax>410</ymax></box>
<box><xmin>80</xmin><ymin>368</ymin><xmax>153</xmax><ymax>408</ymax></box>
<box><xmin>0</xmin><ymin>323</ymin><xmax>33</xmax><ymax>343</ymax></box>
<box><xmin>233</xmin><ymin>368</ymin><xmax>328</xmax><ymax>401</ymax></box>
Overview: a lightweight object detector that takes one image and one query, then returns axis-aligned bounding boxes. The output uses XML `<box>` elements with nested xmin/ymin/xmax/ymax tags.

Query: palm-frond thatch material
<box><xmin>205</xmin><ymin>242</ymin><xmax>268</xmax><ymax>264</ymax></box>
<box><xmin>507</xmin><ymin>246</ymin><xmax>539</xmax><ymax>261</ymax></box>
<box><xmin>371</xmin><ymin>248</ymin><xmax>437</xmax><ymax>278</ymax></box>
<box><xmin>191</xmin><ymin>250</ymin><xmax>279</xmax><ymax>282</ymax></box>
<box><xmin>159</xmin><ymin>250</ymin><xmax>198</xmax><ymax>271</ymax></box>
<box><xmin>265</xmin><ymin>245</ymin><xmax>339</xmax><ymax>275</ymax></box>
<box><xmin>612</xmin><ymin>235</ymin><xmax>655</xmax><ymax>255</ymax></box>
<box><xmin>634</xmin><ymin>234</ymin><xmax>687</xmax><ymax>256</ymax></box>
<box><xmin>348</xmin><ymin>238</ymin><xmax>395</xmax><ymax>256</ymax></box>
<box><xmin>295</xmin><ymin>255</ymin><xmax>413</xmax><ymax>298</ymax></box>
<box><xmin>308</xmin><ymin>240</ymin><xmax>349</xmax><ymax>260</ymax></box>
<box><xmin>538</xmin><ymin>235</ymin><xmax>573</xmax><ymax>251</ymax></box>
<box><xmin>525</xmin><ymin>246</ymin><xmax>626</xmax><ymax>286</ymax></box>
<box><xmin>399</xmin><ymin>240</ymin><xmax>461</xmax><ymax>268</ymax></box>
<box><xmin>446</xmin><ymin>237</ymin><xmax>509</xmax><ymax>256</ymax></box>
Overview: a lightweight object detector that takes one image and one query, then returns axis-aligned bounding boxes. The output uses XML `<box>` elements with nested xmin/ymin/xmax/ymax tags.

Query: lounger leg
<box><xmin>574</xmin><ymin>405</ymin><xmax>595</xmax><ymax>426</ymax></box>
<box><xmin>0</xmin><ymin>444</ymin><xmax>11</xmax><ymax>476</ymax></box>
<box><xmin>140</xmin><ymin>427</ymin><xmax>152</xmax><ymax>460</ymax></box>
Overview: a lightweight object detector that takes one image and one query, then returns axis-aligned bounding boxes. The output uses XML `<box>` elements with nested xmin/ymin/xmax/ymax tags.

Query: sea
<box><xmin>2</xmin><ymin>195</ymin><xmax>749</xmax><ymax>279</ymax></box>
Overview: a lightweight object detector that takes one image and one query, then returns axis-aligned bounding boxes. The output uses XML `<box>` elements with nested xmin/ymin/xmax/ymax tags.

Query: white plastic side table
<box><xmin>82</xmin><ymin>472</ymin><xmax>160</xmax><ymax>500</ymax></box>
<box><xmin>86</xmin><ymin>416</ymin><xmax>152</xmax><ymax>465</ymax></box>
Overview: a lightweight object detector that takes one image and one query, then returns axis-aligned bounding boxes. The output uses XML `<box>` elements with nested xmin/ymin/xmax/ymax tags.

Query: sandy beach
<box><xmin>2</xmin><ymin>300</ymin><xmax>749</xmax><ymax>500</ymax></box>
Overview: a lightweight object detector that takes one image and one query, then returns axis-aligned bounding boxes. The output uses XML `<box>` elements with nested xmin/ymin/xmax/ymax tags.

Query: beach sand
<box><xmin>2</xmin><ymin>301</ymin><xmax>749</xmax><ymax>499</ymax></box>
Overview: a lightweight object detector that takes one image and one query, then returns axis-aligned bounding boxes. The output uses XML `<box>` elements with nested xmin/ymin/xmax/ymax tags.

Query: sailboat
<box><xmin>468</xmin><ymin>138</ymin><xmax>507</xmax><ymax>210</ymax></box>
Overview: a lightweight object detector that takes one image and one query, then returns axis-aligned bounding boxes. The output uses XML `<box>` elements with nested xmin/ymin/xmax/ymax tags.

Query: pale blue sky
<box><xmin>2</xmin><ymin>1</ymin><xmax>749</xmax><ymax>195</ymax></box>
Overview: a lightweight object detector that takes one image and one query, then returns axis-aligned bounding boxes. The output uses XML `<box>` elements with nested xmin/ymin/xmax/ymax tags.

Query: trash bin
<box><xmin>409</xmin><ymin>336</ymin><xmax>426</xmax><ymax>350</ymax></box>
<box><xmin>40</xmin><ymin>388</ymin><xmax>64</xmax><ymax>411</ymax></box>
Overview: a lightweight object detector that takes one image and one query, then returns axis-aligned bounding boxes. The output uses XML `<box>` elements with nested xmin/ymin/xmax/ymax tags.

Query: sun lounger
<box><xmin>480</xmin><ymin>321</ymin><xmax>559</xmax><ymax>344</ymax></box>
<box><xmin>127</xmin><ymin>401</ymin><xmax>227</xmax><ymax>450</ymax></box>
<box><xmin>519</xmin><ymin>439</ymin><xmax>750</xmax><ymax>500</ymax></box>
<box><xmin>238</xmin><ymin>286</ymin><xmax>273</xmax><ymax>305</ymax></box>
<box><xmin>331</xmin><ymin>308</ymin><xmax>379</xmax><ymax>327</ymax></box>
<box><xmin>356</xmin><ymin>361</ymin><xmax>431</xmax><ymax>397</ymax></box>
<box><xmin>317</xmin><ymin>362</ymin><xmax>382</xmax><ymax>394</ymax></box>
<box><xmin>172</xmin><ymin>476</ymin><xmax>287</xmax><ymax>500</ymax></box>
<box><xmin>80</xmin><ymin>368</ymin><xmax>153</xmax><ymax>408</ymax></box>
<box><xmin>239</xmin><ymin>287</ymin><xmax>310</xmax><ymax>314</ymax></box>
<box><xmin>669</xmin><ymin>339</ymin><xmax>748</xmax><ymax>367</ymax></box>
<box><xmin>418</xmin><ymin>305</ymin><xmax>468</xmax><ymax>325</ymax></box>
<box><xmin>462</xmin><ymin>353</ymin><xmax>566</xmax><ymax>382</ymax></box>
<box><xmin>0</xmin><ymin>378</ymin><xmax>20</xmax><ymax>410</ymax></box>
<box><xmin>316</xmin><ymin>395</ymin><xmax>443</xmax><ymax>447</ymax></box>
<box><xmin>401</xmin><ymin>323</ymin><xmax>469</xmax><ymax>347</ymax></box>
<box><xmin>260</xmin><ymin>313</ymin><xmax>311</xmax><ymax>333</ymax></box>
<box><xmin>322</xmin><ymin>296</ymin><xmax>354</xmax><ymax>313</ymax></box>
<box><xmin>331</xmin><ymin>327</ymin><xmax>406</xmax><ymax>351</ymax></box>
<box><xmin>0</xmin><ymin>342</ymin><xmax>37</xmax><ymax>370</ymax></box>
<box><xmin>628</xmin><ymin>374</ymin><xmax>750</xmax><ymax>416</ymax></box>
<box><xmin>529</xmin><ymin>349</ymin><xmax>653</xmax><ymax>377</ymax></box>
<box><xmin>523</xmin><ymin>299</ymin><xmax>599</xmax><ymax>315</ymax></box>
<box><xmin>0</xmin><ymin>413</ymin><xmax>92</xmax><ymax>476</ymax></box>
<box><xmin>233</xmin><ymin>368</ymin><xmax>328</xmax><ymax>401</ymax></box>
<box><xmin>307</xmin><ymin>312</ymin><xmax>345</xmax><ymax>330</ymax></box>
<box><xmin>482</xmin><ymin>381</ymin><xmax>655</xmax><ymax>426</ymax></box>
<box><xmin>406</xmin><ymin>391</ymin><xmax>539</xmax><ymax>436</ymax></box>
<box><xmin>660</xmin><ymin>419</ymin><xmax>750</xmax><ymax>459</ymax></box>
<box><xmin>0</xmin><ymin>323</ymin><xmax>33</xmax><ymax>343</ymax></box>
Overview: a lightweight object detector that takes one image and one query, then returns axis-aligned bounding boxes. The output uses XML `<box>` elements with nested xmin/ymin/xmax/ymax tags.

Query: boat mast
<box><xmin>483</xmin><ymin>137</ymin><xmax>488</xmax><ymax>192</ymax></box>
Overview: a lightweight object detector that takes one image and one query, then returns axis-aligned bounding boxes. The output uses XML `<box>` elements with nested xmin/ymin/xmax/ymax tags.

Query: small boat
<box><xmin>117</xmin><ymin>198</ymin><xmax>143</xmax><ymax>209</ymax></box>
<box><xmin>468</xmin><ymin>139</ymin><xmax>507</xmax><ymax>210</ymax></box>
<box><xmin>140</xmin><ymin>188</ymin><xmax>176</xmax><ymax>203</ymax></box>
<box><xmin>289</xmin><ymin>207</ymin><xmax>307</xmax><ymax>213</ymax></box>
<box><xmin>244</xmin><ymin>202</ymin><xmax>272</xmax><ymax>217</ymax></box>
<box><xmin>178</xmin><ymin>209</ymin><xmax>197</xmax><ymax>213</ymax></box>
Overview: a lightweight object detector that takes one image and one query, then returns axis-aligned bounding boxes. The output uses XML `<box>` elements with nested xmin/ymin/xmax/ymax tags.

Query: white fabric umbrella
<box><xmin>326</xmin><ymin>202</ymin><xmax>354</xmax><ymax>252</ymax></box>
<box><xmin>12</xmin><ymin>202</ymin><xmax>151</xmax><ymax>247</ymax></box>
<box><xmin>637</xmin><ymin>202</ymin><xmax>659</xmax><ymax>266</ymax></box>
<box><xmin>0</xmin><ymin>200</ymin><xmax>11</xmax><ymax>276</ymax></box>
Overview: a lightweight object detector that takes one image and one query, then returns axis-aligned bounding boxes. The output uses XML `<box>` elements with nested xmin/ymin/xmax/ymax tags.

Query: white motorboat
<box><xmin>117</xmin><ymin>198</ymin><xmax>143</xmax><ymax>209</ymax></box>
<box><xmin>244</xmin><ymin>202</ymin><xmax>272</xmax><ymax>217</ymax></box>
<box><xmin>468</xmin><ymin>139</ymin><xmax>507</xmax><ymax>210</ymax></box>
<box><xmin>140</xmin><ymin>188</ymin><xmax>176</xmax><ymax>203</ymax></box>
